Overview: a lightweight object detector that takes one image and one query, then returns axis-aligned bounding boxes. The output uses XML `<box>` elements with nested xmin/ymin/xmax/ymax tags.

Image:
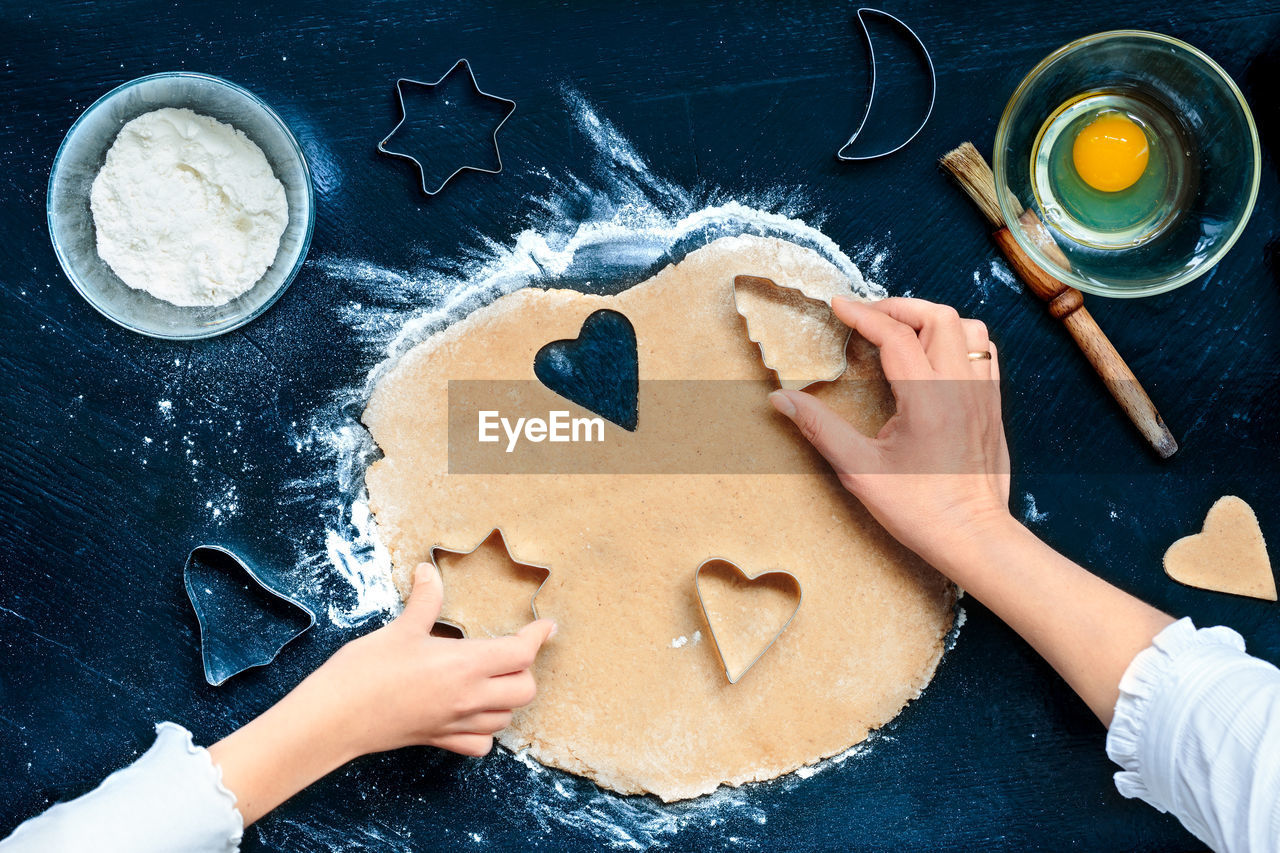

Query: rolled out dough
<box><xmin>363</xmin><ymin>234</ymin><xmax>957</xmax><ymax>801</ymax></box>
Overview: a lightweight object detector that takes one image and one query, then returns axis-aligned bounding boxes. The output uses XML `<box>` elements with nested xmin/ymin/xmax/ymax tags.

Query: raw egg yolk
<box><xmin>1072</xmin><ymin>114</ymin><xmax>1149</xmax><ymax>192</ymax></box>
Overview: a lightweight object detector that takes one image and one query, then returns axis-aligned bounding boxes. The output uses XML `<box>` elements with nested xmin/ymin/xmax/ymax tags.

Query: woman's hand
<box><xmin>771</xmin><ymin>295</ymin><xmax>1174</xmax><ymax>725</ymax></box>
<box><xmin>769</xmin><ymin>296</ymin><xmax>1012</xmax><ymax>568</ymax></box>
<box><xmin>209</xmin><ymin>563</ymin><xmax>555</xmax><ymax>826</ymax></box>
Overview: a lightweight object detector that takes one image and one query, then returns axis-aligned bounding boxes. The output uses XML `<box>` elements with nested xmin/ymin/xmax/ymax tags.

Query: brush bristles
<box><xmin>939</xmin><ymin>142</ymin><xmax>1022</xmax><ymax>226</ymax></box>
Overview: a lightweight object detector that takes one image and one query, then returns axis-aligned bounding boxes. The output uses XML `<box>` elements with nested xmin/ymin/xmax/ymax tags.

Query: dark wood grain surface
<box><xmin>3</xmin><ymin>1</ymin><xmax>1279</xmax><ymax>850</ymax></box>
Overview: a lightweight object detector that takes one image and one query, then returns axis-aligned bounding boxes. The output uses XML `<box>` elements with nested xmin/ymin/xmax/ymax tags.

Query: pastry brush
<box><xmin>940</xmin><ymin>141</ymin><xmax>1178</xmax><ymax>459</ymax></box>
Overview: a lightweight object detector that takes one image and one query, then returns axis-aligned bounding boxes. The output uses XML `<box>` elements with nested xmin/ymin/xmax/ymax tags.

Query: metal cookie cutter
<box><xmin>836</xmin><ymin>8</ymin><xmax>937</xmax><ymax>161</ymax></box>
<box><xmin>695</xmin><ymin>558</ymin><xmax>803</xmax><ymax>684</ymax></box>
<box><xmin>429</xmin><ymin>528</ymin><xmax>550</xmax><ymax>637</ymax></box>
<box><xmin>184</xmin><ymin>545</ymin><xmax>316</xmax><ymax>687</ymax></box>
<box><xmin>733</xmin><ymin>274</ymin><xmax>852</xmax><ymax>390</ymax></box>
<box><xmin>377</xmin><ymin>58</ymin><xmax>517</xmax><ymax>196</ymax></box>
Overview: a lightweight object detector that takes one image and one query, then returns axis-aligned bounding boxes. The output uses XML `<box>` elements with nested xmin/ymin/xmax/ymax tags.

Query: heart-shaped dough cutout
<box><xmin>1164</xmin><ymin>496</ymin><xmax>1276</xmax><ymax>601</ymax></box>
<box><xmin>695</xmin><ymin>558</ymin><xmax>802</xmax><ymax>683</ymax></box>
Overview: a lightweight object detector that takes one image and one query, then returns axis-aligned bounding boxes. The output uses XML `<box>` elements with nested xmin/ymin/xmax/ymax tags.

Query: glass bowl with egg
<box><xmin>994</xmin><ymin>31</ymin><xmax>1260</xmax><ymax>298</ymax></box>
<box><xmin>47</xmin><ymin>72</ymin><xmax>314</xmax><ymax>338</ymax></box>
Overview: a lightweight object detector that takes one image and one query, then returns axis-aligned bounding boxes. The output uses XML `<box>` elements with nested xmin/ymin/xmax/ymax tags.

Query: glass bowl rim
<box><xmin>46</xmin><ymin>71</ymin><xmax>316</xmax><ymax>339</ymax></box>
<box><xmin>993</xmin><ymin>29</ymin><xmax>1261</xmax><ymax>299</ymax></box>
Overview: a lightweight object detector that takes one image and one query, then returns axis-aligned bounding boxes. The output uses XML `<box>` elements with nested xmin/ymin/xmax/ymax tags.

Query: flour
<box><xmin>970</xmin><ymin>257</ymin><xmax>1021</xmax><ymax>303</ymax></box>
<box><xmin>1022</xmin><ymin>492</ymin><xmax>1050</xmax><ymax>524</ymax></box>
<box><xmin>90</xmin><ymin>108</ymin><xmax>288</xmax><ymax>307</ymax></box>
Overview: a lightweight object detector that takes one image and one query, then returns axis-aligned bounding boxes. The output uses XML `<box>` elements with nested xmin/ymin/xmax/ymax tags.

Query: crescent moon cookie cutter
<box><xmin>836</xmin><ymin>7</ymin><xmax>937</xmax><ymax>161</ymax></box>
<box><xmin>377</xmin><ymin>58</ymin><xmax>517</xmax><ymax>196</ymax></box>
<box><xmin>694</xmin><ymin>558</ymin><xmax>804</xmax><ymax>685</ymax></box>
<box><xmin>428</xmin><ymin>528</ymin><xmax>551</xmax><ymax>637</ymax></box>
<box><xmin>733</xmin><ymin>274</ymin><xmax>852</xmax><ymax>390</ymax></box>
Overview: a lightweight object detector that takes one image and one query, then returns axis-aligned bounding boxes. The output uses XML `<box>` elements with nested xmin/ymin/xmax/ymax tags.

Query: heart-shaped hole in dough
<box><xmin>533</xmin><ymin>309</ymin><xmax>639</xmax><ymax>431</ymax></box>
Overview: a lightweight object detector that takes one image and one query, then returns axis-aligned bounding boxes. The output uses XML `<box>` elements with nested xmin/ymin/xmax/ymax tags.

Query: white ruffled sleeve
<box><xmin>1106</xmin><ymin>617</ymin><xmax>1280</xmax><ymax>853</ymax></box>
<box><xmin>0</xmin><ymin>722</ymin><xmax>243</xmax><ymax>853</ymax></box>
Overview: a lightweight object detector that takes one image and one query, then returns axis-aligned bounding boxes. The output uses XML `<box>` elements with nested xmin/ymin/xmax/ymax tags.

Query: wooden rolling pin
<box><xmin>940</xmin><ymin>142</ymin><xmax>1178</xmax><ymax>459</ymax></box>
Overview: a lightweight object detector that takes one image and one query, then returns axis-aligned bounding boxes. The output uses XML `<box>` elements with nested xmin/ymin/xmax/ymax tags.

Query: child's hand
<box><xmin>324</xmin><ymin>562</ymin><xmax>557</xmax><ymax>759</ymax></box>
<box><xmin>209</xmin><ymin>563</ymin><xmax>556</xmax><ymax>826</ymax></box>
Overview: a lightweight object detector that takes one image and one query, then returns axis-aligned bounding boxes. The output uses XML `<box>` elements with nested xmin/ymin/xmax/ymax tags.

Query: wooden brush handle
<box><xmin>993</xmin><ymin>227</ymin><xmax>1179</xmax><ymax>459</ymax></box>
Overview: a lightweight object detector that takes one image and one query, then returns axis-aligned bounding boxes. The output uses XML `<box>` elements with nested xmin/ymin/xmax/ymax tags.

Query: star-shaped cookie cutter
<box><xmin>694</xmin><ymin>557</ymin><xmax>803</xmax><ymax>684</ymax></box>
<box><xmin>429</xmin><ymin>528</ymin><xmax>551</xmax><ymax>637</ymax></box>
<box><xmin>733</xmin><ymin>274</ymin><xmax>852</xmax><ymax>390</ymax></box>
<box><xmin>377</xmin><ymin>58</ymin><xmax>517</xmax><ymax>196</ymax></box>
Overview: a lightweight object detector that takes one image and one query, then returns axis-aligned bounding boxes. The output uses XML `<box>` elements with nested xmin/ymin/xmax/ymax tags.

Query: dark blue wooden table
<box><xmin>3</xmin><ymin>1</ymin><xmax>1278</xmax><ymax>850</ymax></box>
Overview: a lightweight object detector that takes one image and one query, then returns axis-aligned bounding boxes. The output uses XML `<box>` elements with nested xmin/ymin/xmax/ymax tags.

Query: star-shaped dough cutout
<box><xmin>377</xmin><ymin>59</ymin><xmax>516</xmax><ymax>196</ymax></box>
<box><xmin>432</xmin><ymin>529</ymin><xmax>550</xmax><ymax>638</ymax></box>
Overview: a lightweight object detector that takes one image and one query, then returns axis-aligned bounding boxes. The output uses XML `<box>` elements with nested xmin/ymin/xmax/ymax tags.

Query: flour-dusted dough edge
<box><xmin>496</xmin><ymin>607</ymin><xmax>955</xmax><ymax>802</ymax></box>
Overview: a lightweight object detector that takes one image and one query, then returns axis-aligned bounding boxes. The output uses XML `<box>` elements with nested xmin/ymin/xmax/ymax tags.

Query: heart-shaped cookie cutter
<box><xmin>429</xmin><ymin>528</ymin><xmax>551</xmax><ymax>637</ymax></box>
<box><xmin>733</xmin><ymin>274</ymin><xmax>852</xmax><ymax>390</ymax></box>
<box><xmin>694</xmin><ymin>557</ymin><xmax>803</xmax><ymax>684</ymax></box>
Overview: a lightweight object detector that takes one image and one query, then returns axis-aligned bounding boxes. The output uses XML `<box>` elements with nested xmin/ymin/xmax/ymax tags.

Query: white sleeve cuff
<box><xmin>1106</xmin><ymin>617</ymin><xmax>1280</xmax><ymax>852</ymax></box>
<box><xmin>2</xmin><ymin>722</ymin><xmax>243</xmax><ymax>853</ymax></box>
<box><xmin>1106</xmin><ymin>617</ymin><xmax>1245</xmax><ymax>809</ymax></box>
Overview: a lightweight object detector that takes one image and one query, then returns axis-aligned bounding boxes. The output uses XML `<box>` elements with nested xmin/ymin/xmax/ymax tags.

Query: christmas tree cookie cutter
<box><xmin>733</xmin><ymin>274</ymin><xmax>852</xmax><ymax>390</ymax></box>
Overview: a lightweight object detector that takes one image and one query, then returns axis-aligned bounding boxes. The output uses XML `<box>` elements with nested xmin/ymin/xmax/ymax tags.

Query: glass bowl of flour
<box><xmin>48</xmin><ymin>72</ymin><xmax>314</xmax><ymax>339</ymax></box>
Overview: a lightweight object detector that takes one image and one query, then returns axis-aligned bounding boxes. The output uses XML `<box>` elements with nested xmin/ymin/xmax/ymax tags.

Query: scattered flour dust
<box><xmin>286</xmin><ymin>89</ymin><xmax>954</xmax><ymax>848</ymax></box>
<box><xmin>670</xmin><ymin>630</ymin><xmax>702</xmax><ymax>649</ymax></box>
<box><xmin>1023</xmin><ymin>492</ymin><xmax>1051</xmax><ymax>524</ymax></box>
<box><xmin>970</xmin><ymin>257</ymin><xmax>1021</xmax><ymax>303</ymax></box>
